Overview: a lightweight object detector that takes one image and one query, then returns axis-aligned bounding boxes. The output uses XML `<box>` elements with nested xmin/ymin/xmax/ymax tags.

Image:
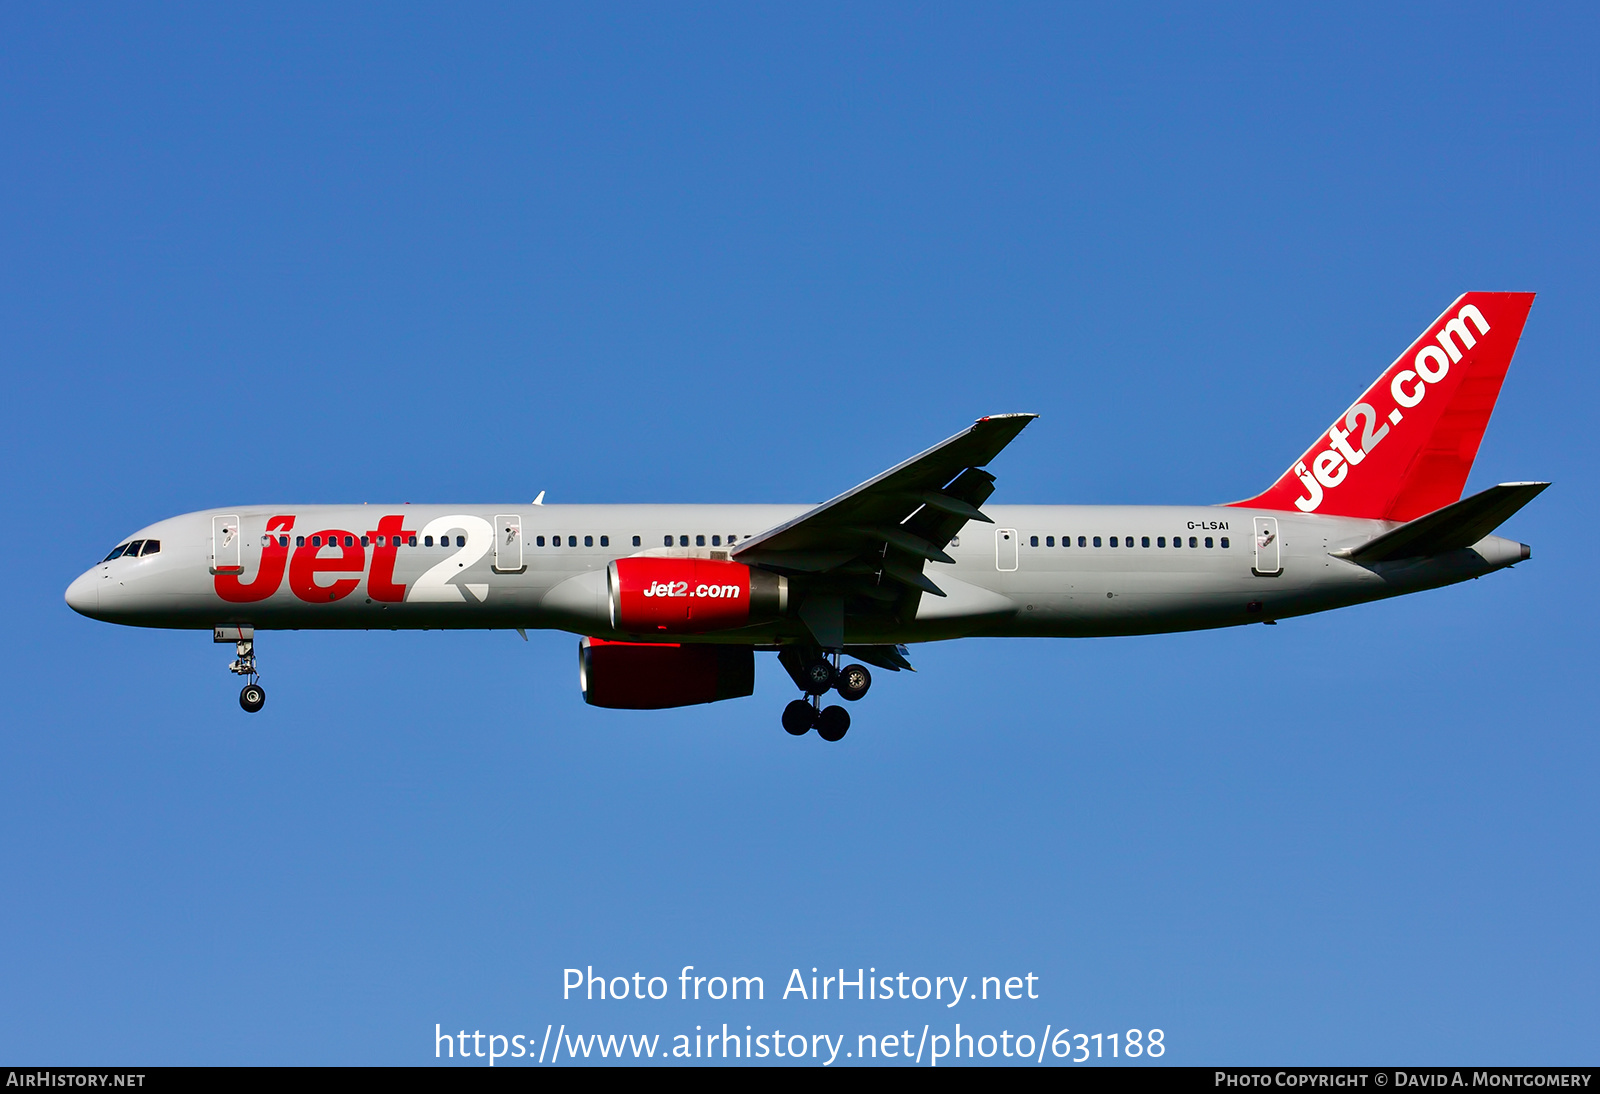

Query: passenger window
<box><xmin>664</xmin><ymin>535</ymin><xmax>673</xmax><ymax>547</ymax></box>
<box><xmin>712</xmin><ymin>535</ymin><xmax>721</xmax><ymax>546</ymax></box>
<box><xmin>1109</xmin><ymin>537</ymin><xmax>1118</xmax><ymax>547</ymax></box>
<box><xmin>1189</xmin><ymin>537</ymin><xmax>1198</xmax><ymax>548</ymax></box>
<box><xmin>1158</xmin><ymin>536</ymin><xmax>1166</xmax><ymax>547</ymax></box>
<box><xmin>584</xmin><ymin>535</ymin><xmax>594</xmax><ymax>547</ymax></box>
<box><xmin>311</xmin><ymin>536</ymin><xmax>322</xmax><ymax>547</ymax></box>
<box><xmin>424</xmin><ymin>536</ymin><xmax>433</xmax><ymax>547</ymax></box>
<box><xmin>1029</xmin><ymin>535</ymin><xmax>1038</xmax><ymax>547</ymax></box>
<box><xmin>360</xmin><ymin>536</ymin><xmax>369</xmax><ymax>547</ymax></box>
<box><xmin>142</xmin><ymin>540</ymin><xmax>161</xmax><ymax>556</ymax></box>
<box><xmin>632</xmin><ymin>536</ymin><xmax>641</xmax><ymax>547</ymax></box>
<box><xmin>565</xmin><ymin>535</ymin><xmax>574</xmax><ymax>547</ymax></box>
<box><xmin>1078</xmin><ymin>536</ymin><xmax>1087</xmax><ymax>547</ymax></box>
<box><xmin>679</xmin><ymin>535</ymin><xmax>689</xmax><ymax>547</ymax></box>
<box><xmin>1205</xmin><ymin>537</ymin><xmax>1214</xmax><ymax>548</ymax></box>
<box><xmin>344</xmin><ymin>535</ymin><xmax>354</xmax><ymax>547</ymax></box>
<box><xmin>1046</xmin><ymin>536</ymin><xmax>1054</xmax><ymax>547</ymax></box>
<box><xmin>1221</xmin><ymin>537</ymin><xmax>1230</xmax><ymax>548</ymax></box>
<box><xmin>1093</xmin><ymin>536</ymin><xmax>1102</xmax><ymax>547</ymax></box>
<box><xmin>279</xmin><ymin>536</ymin><xmax>289</xmax><ymax>547</ymax></box>
<box><xmin>696</xmin><ymin>534</ymin><xmax>706</xmax><ymax>547</ymax></box>
<box><xmin>261</xmin><ymin>535</ymin><xmax>271</xmax><ymax>546</ymax></box>
<box><xmin>296</xmin><ymin>536</ymin><xmax>305</xmax><ymax>547</ymax></box>
<box><xmin>600</xmin><ymin>536</ymin><xmax>609</xmax><ymax>547</ymax></box>
<box><xmin>1142</xmin><ymin>536</ymin><xmax>1150</xmax><ymax>548</ymax></box>
<box><xmin>408</xmin><ymin>536</ymin><xmax>417</xmax><ymax>546</ymax></box>
<box><xmin>536</xmin><ymin>536</ymin><xmax>545</xmax><ymax>546</ymax></box>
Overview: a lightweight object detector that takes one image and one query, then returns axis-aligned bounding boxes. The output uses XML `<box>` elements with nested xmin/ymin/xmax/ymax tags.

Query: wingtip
<box><xmin>975</xmin><ymin>412</ymin><xmax>1039</xmax><ymax>423</ymax></box>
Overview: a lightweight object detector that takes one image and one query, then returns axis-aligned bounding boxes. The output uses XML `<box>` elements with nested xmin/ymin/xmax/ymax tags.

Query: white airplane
<box><xmin>67</xmin><ymin>292</ymin><xmax>1544</xmax><ymax>741</ymax></box>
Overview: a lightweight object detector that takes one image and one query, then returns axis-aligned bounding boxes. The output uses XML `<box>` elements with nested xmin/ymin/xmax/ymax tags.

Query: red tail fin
<box><xmin>1229</xmin><ymin>292</ymin><xmax>1535</xmax><ymax>522</ymax></box>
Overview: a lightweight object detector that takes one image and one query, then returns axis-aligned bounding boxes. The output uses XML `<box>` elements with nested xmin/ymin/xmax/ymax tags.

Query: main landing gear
<box><xmin>217</xmin><ymin>626</ymin><xmax>265</xmax><ymax>713</ymax></box>
<box><xmin>778</xmin><ymin>649</ymin><xmax>871</xmax><ymax>742</ymax></box>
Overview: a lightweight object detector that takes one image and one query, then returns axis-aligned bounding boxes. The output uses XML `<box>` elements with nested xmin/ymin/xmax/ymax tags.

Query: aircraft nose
<box><xmin>64</xmin><ymin>570</ymin><xmax>99</xmax><ymax>617</ymax></box>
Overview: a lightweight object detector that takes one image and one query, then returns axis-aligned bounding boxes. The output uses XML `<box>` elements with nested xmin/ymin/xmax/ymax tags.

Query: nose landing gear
<box><xmin>239</xmin><ymin>680</ymin><xmax>266</xmax><ymax>713</ymax></box>
<box><xmin>216</xmin><ymin>625</ymin><xmax>265</xmax><ymax>713</ymax></box>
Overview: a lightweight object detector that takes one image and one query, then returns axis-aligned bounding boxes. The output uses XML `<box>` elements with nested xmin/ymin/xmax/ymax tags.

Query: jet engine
<box><xmin>579</xmin><ymin>638</ymin><xmax>755</xmax><ymax>709</ymax></box>
<box><xmin>608</xmin><ymin>557</ymin><xmax>787</xmax><ymax>634</ymax></box>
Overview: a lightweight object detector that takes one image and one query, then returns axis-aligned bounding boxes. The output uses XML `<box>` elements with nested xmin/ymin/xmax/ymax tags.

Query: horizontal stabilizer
<box><xmin>1334</xmin><ymin>482</ymin><xmax>1548</xmax><ymax>563</ymax></box>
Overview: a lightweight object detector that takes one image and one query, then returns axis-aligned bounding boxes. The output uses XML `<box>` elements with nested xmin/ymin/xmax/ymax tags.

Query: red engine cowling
<box><xmin>579</xmin><ymin>638</ymin><xmax>755</xmax><ymax>709</ymax></box>
<box><xmin>608</xmin><ymin>557</ymin><xmax>787</xmax><ymax>634</ymax></box>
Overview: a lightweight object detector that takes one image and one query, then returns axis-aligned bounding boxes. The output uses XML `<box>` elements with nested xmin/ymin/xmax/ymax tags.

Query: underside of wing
<box><xmin>734</xmin><ymin>414</ymin><xmax>1036</xmax><ymax>645</ymax></box>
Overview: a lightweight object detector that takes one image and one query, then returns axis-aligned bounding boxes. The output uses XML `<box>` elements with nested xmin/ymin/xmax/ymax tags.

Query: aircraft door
<box><xmin>995</xmin><ymin>528</ymin><xmax>1018</xmax><ymax>571</ymax></box>
<box><xmin>212</xmin><ymin>514</ymin><xmax>242</xmax><ymax>574</ymax></box>
<box><xmin>1253</xmin><ymin>516</ymin><xmax>1281</xmax><ymax>576</ymax></box>
<box><xmin>493</xmin><ymin>514</ymin><xmax>524</xmax><ymax>573</ymax></box>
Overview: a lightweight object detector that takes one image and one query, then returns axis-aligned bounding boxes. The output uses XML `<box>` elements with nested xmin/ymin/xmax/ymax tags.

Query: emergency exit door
<box><xmin>211</xmin><ymin>514</ymin><xmax>241</xmax><ymax>574</ymax></box>
<box><xmin>1253</xmin><ymin>516</ymin><xmax>1281</xmax><ymax>576</ymax></box>
<box><xmin>493</xmin><ymin>514</ymin><xmax>524</xmax><ymax>573</ymax></box>
<box><xmin>995</xmin><ymin>528</ymin><xmax>1018</xmax><ymax>571</ymax></box>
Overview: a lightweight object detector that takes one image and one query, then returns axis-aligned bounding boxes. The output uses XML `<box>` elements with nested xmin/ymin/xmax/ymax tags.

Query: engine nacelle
<box><xmin>608</xmin><ymin>557</ymin><xmax>787</xmax><ymax>634</ymax></box>
<box><xmin>579</xmin><ymin>638</ymin><xmax>755</xmax><ymax>709</ymax></box>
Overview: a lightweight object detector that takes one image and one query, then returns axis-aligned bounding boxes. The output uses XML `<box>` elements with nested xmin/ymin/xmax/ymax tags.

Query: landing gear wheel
<box><xmin>239</xmin><ymin>683</ymin><xmax>266</xmax><ymax>713</ymax></box>
<box><xmin>782</xmin><ymin>699</ymin><xmax>816</xmax><ymax>736</ymax></box>
<box><xmin>836</xmin><ymin>663</ymin><xmax>872</xmax><ymax>701</ymax></box>
<box><xmin>816</xmin><ymin>705</ymin><xmax>850</xmax><ymax>742</ymax></box>
<box><xmin>800</xmin><ymin>659</ymin><xmax>836</xmax><ymax>696</ymax></box>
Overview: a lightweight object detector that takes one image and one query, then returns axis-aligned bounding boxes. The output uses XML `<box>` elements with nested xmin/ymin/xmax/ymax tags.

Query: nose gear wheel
<box><xmin>226</xmin><ymin>636</ymin><xmax>266</xmax><ymax>713</ymax></box>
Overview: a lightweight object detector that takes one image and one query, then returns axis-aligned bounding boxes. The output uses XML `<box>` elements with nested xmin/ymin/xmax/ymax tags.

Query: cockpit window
<box><xmin>103</xmin><ymin>543</ymin><xmax>130</xmax><ymax>562</ymax></box>
<box><xmin>124</xmin><ymin>540</ymin><xmax>145</xmax><ymax>557</ymax></box>
<box><xmin>141</xmin><ymin>540</ymin><xmax>161</xmax><ymax>556</ymax></box>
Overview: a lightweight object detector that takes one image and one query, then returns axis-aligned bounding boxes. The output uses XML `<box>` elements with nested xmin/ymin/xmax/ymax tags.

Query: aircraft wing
<box><xmin>733</xmin><ymin>414</ymin><xmax>1035</xmax><ymax>644</ymax></box>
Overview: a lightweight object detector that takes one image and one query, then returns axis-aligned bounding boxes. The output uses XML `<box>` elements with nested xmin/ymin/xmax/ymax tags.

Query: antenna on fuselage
<box><xmin>532</xmin><ymin>491</ymin><xmax>545</xmax><ymax>505</ymax></box>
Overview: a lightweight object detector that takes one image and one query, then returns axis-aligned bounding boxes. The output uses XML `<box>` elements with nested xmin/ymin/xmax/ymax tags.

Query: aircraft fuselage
<box><xmin>66</xmin><ymin>502</ymin><xmax>1527</xmax><ymax>642</ymax></box>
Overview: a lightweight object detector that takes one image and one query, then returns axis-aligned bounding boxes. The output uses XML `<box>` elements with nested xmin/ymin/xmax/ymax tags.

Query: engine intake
<box><xmin>608</xmin><ymin>557</ymin><xmax>787</xmax><ymax>634</ymax></box>
<box><xmin>579</xmin><ymin>638</ymin><xmax>755</xmax><ymax>709</ymax></box>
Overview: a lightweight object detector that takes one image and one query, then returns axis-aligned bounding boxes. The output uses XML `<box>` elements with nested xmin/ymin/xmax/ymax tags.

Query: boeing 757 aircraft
<box><xmin>67</xmin><ymin>292</ymin><xmax>1543</xmax><ymax>741</ymax></box>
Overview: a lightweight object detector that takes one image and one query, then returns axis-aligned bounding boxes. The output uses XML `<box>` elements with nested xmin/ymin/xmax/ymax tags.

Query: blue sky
<box><xmin>1</xmin><ymin>3</ymin><xmax>1595</xmax><ymax>1065</ymax></box>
